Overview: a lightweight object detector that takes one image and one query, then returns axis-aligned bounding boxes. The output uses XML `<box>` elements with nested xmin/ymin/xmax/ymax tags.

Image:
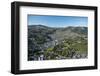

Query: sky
<box><xmin>28</xmin><ymin>15</ymin><xmax>88</xmax><ymax>27</ymax></box>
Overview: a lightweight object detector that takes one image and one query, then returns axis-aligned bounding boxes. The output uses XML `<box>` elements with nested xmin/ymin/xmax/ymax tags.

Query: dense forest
<box><xmin>28</xmin><ymin>25</ymin><xmax>88</xmax><ymax>61</ymax></box>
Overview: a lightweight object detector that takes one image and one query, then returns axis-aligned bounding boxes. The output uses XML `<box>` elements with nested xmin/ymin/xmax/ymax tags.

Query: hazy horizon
<box><xmin>28</xmin><ymin>15</ymin><xmax>88</xmax><ymax>27</ymax></box>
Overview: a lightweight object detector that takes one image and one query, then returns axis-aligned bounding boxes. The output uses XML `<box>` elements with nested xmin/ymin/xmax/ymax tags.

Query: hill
<box><xmin>28</xmin><ymin>25</ymin><xmax>88</xmax><ymax>61</ymax></box>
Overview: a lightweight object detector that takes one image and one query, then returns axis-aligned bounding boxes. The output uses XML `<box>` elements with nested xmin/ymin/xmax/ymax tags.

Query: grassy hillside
<box><xmin>28</xmin><ymin>25</ymin><xmax>88</xmax><ymax>61</ymax></box>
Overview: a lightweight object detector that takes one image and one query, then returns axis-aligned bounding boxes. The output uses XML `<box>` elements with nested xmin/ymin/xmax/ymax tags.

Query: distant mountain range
<box><xmin>28</xmin><ymin>25</ymin><xmax>87</xmax><ymax>41</ymax></box>
<box><xmin>28</xmin><ymin>25</ymin><xmax>88</xmax><ymax>61</ymax></box>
